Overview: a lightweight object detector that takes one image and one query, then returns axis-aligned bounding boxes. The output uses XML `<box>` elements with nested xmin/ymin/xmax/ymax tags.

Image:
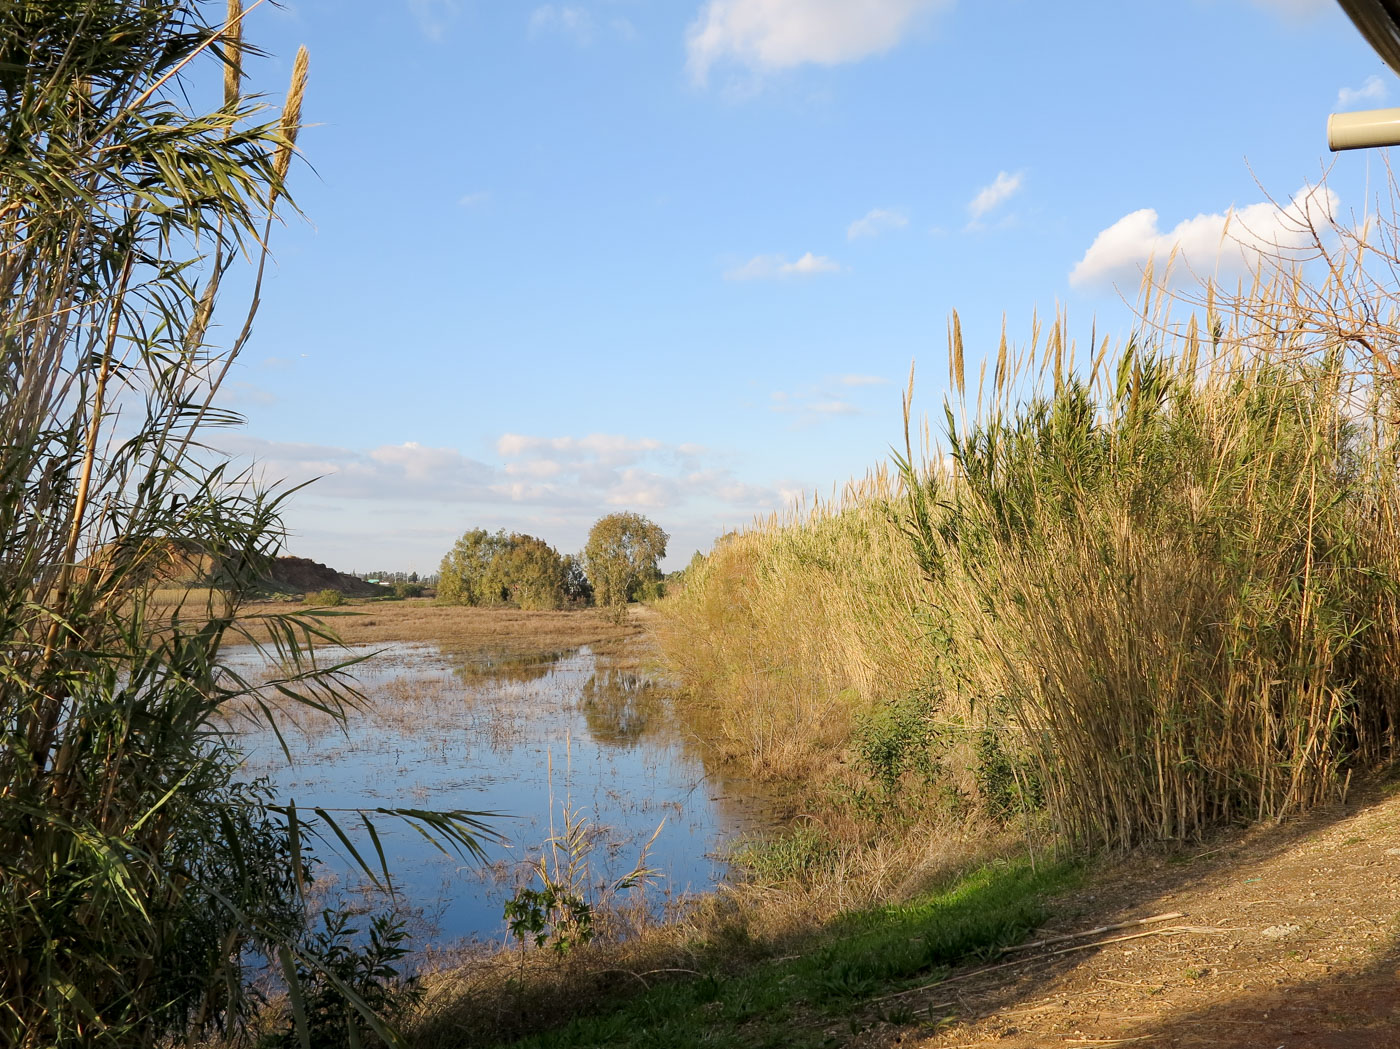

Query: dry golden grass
<box><xmin>250</xmin><ymin>597</ymin><xmax>643</xmax><ymax>651</ymax></box>
<box><xmin>654</xmin><ymin>472</ymin><xmax>933</xmax><ymax>785</ymax></box>
<box><xmin>140</xmin><ymin>591</ymin><xmax>646</xmax><ymax>657</ymax></box>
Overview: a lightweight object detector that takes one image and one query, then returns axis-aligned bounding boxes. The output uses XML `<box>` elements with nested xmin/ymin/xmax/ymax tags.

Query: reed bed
<box><xmin>655</xmin><ymin>473</ymin><xmax>936</xmax><ymax>782</ymax></box>
<box><xmin>659</xmin><ymin>194</ymin><xmax>1400</xmax><ymax>852</ymax></box>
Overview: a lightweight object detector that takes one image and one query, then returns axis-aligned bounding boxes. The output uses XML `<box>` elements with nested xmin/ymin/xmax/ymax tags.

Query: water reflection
<box><xmin>578</xmin><ymin>667</ymin><xmax>664</xmax><ymax>746</ymax></box>
<box><xmin>226</xmin><ymin>642</ymin><xmax>780</xmax><ymax>949</ymax></box>
<box><xmin>447</xmin><ymin>647</ymin><xmax>575</xmax><ymax>685</ymax></box>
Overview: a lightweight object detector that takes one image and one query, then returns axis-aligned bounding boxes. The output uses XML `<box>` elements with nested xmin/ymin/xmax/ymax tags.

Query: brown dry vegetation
<box><xmin>248</xmin><ymin>597</ymin><xmax>643</xmax><ymax>654</ymax></box>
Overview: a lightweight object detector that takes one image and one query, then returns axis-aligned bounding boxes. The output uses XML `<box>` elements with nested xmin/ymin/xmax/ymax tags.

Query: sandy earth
<box><xmin>854</xmin><ymin>781</ymin><xmax>1400</xmax><ymax>1049</ymax></box>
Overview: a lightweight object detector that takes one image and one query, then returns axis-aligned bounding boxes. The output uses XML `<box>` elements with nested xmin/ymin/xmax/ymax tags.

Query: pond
<box><xmin>226</xmin><ymin>641</ymin><xmax>778</xmax><ymax>952</ymax></box>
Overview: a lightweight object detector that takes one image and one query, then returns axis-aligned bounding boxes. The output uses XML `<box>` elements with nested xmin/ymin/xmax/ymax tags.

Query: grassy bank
<box><xmin>404</xmin><ymin>858</ymin><xmax>1077</xmax><ymax>1049</ymax></box>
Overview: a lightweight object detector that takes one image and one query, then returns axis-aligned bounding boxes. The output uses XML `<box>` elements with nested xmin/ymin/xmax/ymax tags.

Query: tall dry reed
<box><xmin>655</xmin><ymin>473</ymin><xmax>935</xmax><ymax>782</ymax></box>
<box><xmin>660</xmin><ymin>183</ymin><xmax>1400</xmax><ymax>850</ymax></box>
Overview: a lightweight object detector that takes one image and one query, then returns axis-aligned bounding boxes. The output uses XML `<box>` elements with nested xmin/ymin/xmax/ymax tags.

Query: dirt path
<box><xmin>866</xmin><ymin>782</ymin><xmax>1400</xmax><ymax>1049</ymax></box>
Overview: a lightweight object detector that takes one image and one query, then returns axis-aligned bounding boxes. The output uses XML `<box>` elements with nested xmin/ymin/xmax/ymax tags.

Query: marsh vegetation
<box><xmin>9</xmin><ymin>4</ymin><xmax>1400</xmax><ymax>1048</ymax></box>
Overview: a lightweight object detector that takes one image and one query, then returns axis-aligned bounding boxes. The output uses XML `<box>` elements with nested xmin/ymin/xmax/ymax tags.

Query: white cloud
<box><xmin>496</xmin><ymin>433</ymin><xmax>663</xmax><ymax>466</ymax></box>
<box><xmin>686</xmin><ymin>0</ymin><xmax>952</xmax><ymax>85</ymax></box>
<box><xmin>530</xmin><ymin>4</ymin><xmax>593</xmax><ymax>41</ymax></box>
<box><xmin>1069</xmin><ymin>184</ymin><xmax>1338</xmax><ymax>290</ymax></box>
<box><xmin>209</xmin><ymin>433</ymin><xmax>806</xmax><ymax>574</ymax></box>
<box><xmin>457</xmin><ymin>190</ymin><xmax>490</xmax><ymax>208</ymax></box>
<box><xmin>725</xmin><ymin>251</ymin><xmax>841</xmax><ymax>280</ymax></box>
<box><xmin>784</xmin><ymin>251</ymin><xmax>840</xmax><ymax>275</ymax></box>
<box><xmin>1338</xmin><ymin>75</ymin><xmax>1388</xmax><ymax>108</ymax></box>
<box><xmin>218</xmin><ymin>430</ymin><xmax>791</xmax><ymax>518</ymax></box>
<box><xmin>771</xmin><ymin>390</ymin><xmax>854</xmax><ymax>416</ymax></box>
<box><xmin>847</xmin><ymin>207</ymin><xmax>909</xmax><ymax>240</ymax></box>
<box><xmin>207</xmin><ymin>428</ymin><xmax>820</xmax><ymax>576</ymax></box>
<box><xmin>968</xmin><ymin>171</ymin><xmax>1024</xmax><ymax>221</ymax></box>
<box><xmin>808</xmin><ymin>399</ymin><xmax>857</xmax><ymax>414</ymax></box>
<box><xmin>839</xmin><ymin>374</ymin><xmax>889</xmax><ymax>386</ymax></box>
<box><xmin>219</xmin><ymin>435</ymin><xmax>496</xmax><ymax>502</ymax></box>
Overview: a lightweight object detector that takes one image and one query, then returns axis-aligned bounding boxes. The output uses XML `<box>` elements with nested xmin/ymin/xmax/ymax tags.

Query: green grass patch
<box><xmin>487</xmin><ymin>858</ymin><xmax>1078</xmax><ymax>1049</ymax></box>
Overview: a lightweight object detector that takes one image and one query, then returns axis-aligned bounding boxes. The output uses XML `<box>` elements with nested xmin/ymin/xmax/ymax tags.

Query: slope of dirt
<box><xmin>862</xmin><ymin>781</ymin><xmax>1400</xmax><ymax>1049</ymax></box>
<box><xmin>262</xmin><ymin>555</ymin><xmax>387</xmax><ymax>597</ymax></box>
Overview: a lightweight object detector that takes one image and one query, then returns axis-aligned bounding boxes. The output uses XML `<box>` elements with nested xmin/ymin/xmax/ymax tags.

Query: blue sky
<box><xmin>212</xmin><ymin>0</ymin><xmax>1390</xmax><ymax>572</ymax></box>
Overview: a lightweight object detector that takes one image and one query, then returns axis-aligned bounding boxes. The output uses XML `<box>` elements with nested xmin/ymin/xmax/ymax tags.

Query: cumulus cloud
<box><xmin>1338</xmin><ymin>75</ymin><xmax>1388</xmax><ymax>108</ymax></box>
<box><xmin>686</xmin><ymin>0</ymin><xmax>952</xmax><ymax>85</ymax></box>
<box><xmin>219</xmin><ymin>435</ymin><xmax>496</xmax><ymax>502</ymax></box>
<box><xmin>847</xmin><ymin>207</ymin><xmax>909</xmax><ymax>240</ymax></box>
<box><xmin>968</xmin><ymin>171</ymin><xmax>1024</xmax><ymax>221</ymax></box>
<box><xmin>724</xmin><ymin>251</ymin><xmax>841</xmax><ymax>279</ymax></box>
<box><xmin>1069</xmin><ymin>184</ymin><xmax>1338</xmax><ymax>290</ymax></box>
<box><xmin>208</xmin><ymin>432</ymin><xmax>808</xmax><ymax>575</ymax></box>
<box><xmin>496</xmin><ymin>433</ymin><xmax>663</xmax><ymax>466</ymax></box>
<box><xmin>216</xmin><ymin>430</ymin><xmax>794</xmax><ymax>520</ymax></box>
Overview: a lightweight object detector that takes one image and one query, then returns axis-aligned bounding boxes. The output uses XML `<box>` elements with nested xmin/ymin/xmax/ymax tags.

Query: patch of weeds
<box><xmin>261</xmin><ymin>907</ymin><xmax>421</xmax><ymax>1049</ymax></box>
<box><xmin>853</xmin><ymin>692</ymin><xmax>945</xmax><ymax>792</ymax></box>
<box><xmin>880</xmin><ymin>1004</ymin><xmax>917</xmax><ymax>1025</ymax></box>
<box><xmin>491</xmin><ymin>858</ymin><xmax>1080</xmax><ymax>1049</ymax></box>
<box><xmin>730</xmin><ymin>822</ymin><xmax>833</xmax><ymax>884</ymax></box>
<box><xmin>973</xmin><ymin>726</ymin><xmax>1043</xmax><ymax>823</ymax></box>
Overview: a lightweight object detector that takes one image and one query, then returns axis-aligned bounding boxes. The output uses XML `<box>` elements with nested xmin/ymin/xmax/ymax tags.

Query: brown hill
<box><xmin>88</xmin><ymin>540</ymin><xmax>387</xmax><ymax>598</ymax></box>
<box><xmin>263</xmin><ymin>556</ymin><xmax>387</xmax><ymax>597</ymax></box>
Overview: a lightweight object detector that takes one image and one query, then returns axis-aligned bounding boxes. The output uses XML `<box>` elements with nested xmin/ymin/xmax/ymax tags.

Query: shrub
<box><xmin>266</xmin><ymin>908</ymin><xmax>423</xmax><ymax>1049</ymax></box>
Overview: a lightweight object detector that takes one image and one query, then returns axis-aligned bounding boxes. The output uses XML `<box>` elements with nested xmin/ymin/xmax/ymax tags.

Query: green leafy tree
<box><xmin>584</xmin><ymin>512</ymin><xmax>669</xmax><ymax>612</ymax></box>
<box><xmin>439</xmin><ymin>530</ymin><xmax>570</xmax><ymax>609</ymax></box>
<box><xmin>438</xmin><ymin>528</ymin><xmax>512</xmax><ymax>605</ymax></box>
<box><xmin>483</xmin><ymin>533</ymin><xmax>568</xmax><ymax>610</ymax></box>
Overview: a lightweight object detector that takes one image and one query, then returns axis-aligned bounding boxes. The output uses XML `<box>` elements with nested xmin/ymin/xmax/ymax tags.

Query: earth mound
<box><xmin>263</xmin><ymin>556</ymin><xmax>387</xmax><ymax>597</ymax></box>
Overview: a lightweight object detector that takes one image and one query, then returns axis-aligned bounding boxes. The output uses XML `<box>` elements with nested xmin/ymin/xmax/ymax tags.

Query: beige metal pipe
<box><xmin>1329</xmin><ymin>107</ymin><xmax>1400</xmax><ymax>150</ymax></box>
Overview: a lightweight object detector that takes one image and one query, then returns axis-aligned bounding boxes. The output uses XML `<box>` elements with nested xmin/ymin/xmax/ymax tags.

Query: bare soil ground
<box><xmin>855</xmin><ymin>780</ymin><xmax>1400</xmax><ymax>1049</ymax></box>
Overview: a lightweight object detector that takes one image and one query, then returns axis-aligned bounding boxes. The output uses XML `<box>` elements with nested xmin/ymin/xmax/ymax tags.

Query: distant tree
<box><xmin>438</xmin><ymin>529</ymin><xmax>569</xmax><ymax>609</ymax></box>
<box><xmin>483</xmin><ymin>534</ymin><xmax>568</xmax><ymax>610</ymax></box>
<box><xmin>409</xmin><ymin>570</ymin><xmax>419</xmax><ymax>583</ymax></box>
<box><xmin>438</xmin><ymin>529</ymin><xmax>511</xmax><ymax>605</ymax></box>
<box><xmin>584</xmin><ymin>513</ymin><xmax>669</xmax><ymax>613</ymax></box>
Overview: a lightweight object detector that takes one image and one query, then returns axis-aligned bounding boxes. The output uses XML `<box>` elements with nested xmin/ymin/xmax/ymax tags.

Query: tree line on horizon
<box><xmin>437</xmin><ymin>512</ymin><xmax>669</xmax><ymax>613</ymax></box>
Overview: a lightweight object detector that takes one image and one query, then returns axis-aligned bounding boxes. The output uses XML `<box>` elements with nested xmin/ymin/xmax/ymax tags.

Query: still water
<box><xmin>227</xmin><ymin>642</ymin><xmax>775</xmax><ymax>950</ymax></box>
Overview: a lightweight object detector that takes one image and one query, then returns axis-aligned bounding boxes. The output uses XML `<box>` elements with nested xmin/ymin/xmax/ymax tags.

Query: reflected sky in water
<box><xmin>228</xmin><ymin>642</ymin><xmax>776</xmax><ymax>949</ymax></box>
